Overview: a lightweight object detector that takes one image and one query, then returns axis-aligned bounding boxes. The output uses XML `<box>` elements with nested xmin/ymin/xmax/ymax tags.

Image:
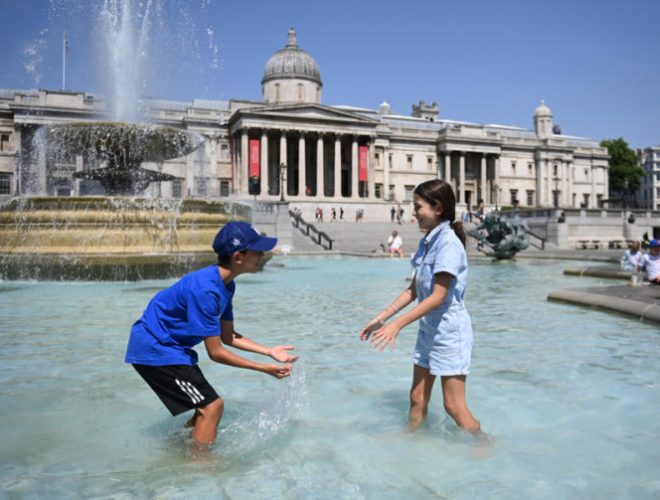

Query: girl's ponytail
<box><xmin>450</xmin><ymin>220</ymin><xmax>466</xmax><ymax>248</ymax></box>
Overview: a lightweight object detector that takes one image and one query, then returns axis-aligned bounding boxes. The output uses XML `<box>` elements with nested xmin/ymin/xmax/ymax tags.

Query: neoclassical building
<box><xmin>0</xmin><ymin>28</ymin><xmax>610</xmax><ymax>218</ymax></box>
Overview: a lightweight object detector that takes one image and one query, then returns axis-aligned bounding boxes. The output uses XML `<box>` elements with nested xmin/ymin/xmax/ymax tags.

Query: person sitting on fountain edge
<box><xmin>124</xmin><ymin>221</ymin><xmax>298</xmax><ymax>447</ymax></box>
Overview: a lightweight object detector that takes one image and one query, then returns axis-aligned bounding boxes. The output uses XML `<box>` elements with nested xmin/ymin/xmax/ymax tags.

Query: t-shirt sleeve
<box><xmin>221</xmin><ymin>280</ymin><xmax>236</xmax><ymax>321</ymax></box>
<box><xmin>432</xmin><ymin>240</ymin><xmax>462</xmax><ymax>278</ymax></box>
<box><xmin>187</xmin><ymin>287</ymin><xmax>221</xmax><ymax>337</ymax></box>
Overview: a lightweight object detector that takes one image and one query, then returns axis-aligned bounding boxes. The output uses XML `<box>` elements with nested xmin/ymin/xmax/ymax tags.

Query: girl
<box><xmin>360</xmin><ymin>179</ymin><xmax>481</xmax><ymax>434</ymax></box>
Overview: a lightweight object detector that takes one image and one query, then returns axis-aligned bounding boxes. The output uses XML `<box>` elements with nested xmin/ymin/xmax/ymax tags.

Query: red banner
<box><xmin>249</xmin><ymin>139</ymin><xmax>260</xmax><ymax>177</ymax></box>
<box><xmin>358</xmin><ymin>145</ymin><xmax>368</xmax><ymax>181</ymax></box>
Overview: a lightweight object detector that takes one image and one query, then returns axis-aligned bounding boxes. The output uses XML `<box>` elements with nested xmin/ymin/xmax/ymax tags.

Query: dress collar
<box><xmin>423</xmin><ymin>220</ymin><xmax>450</xmax><ymax>245</ymax></box>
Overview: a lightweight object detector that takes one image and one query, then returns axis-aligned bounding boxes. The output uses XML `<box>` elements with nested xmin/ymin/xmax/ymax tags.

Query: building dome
<box><xmin>534</xmin><ymin>100</ymin><xmax>552</xmax><ymax>117</ymax></box>
<box><xmin>262</xmin><ymin>28</ymin><xmax>322</xmax><ymax>86</ymax></box>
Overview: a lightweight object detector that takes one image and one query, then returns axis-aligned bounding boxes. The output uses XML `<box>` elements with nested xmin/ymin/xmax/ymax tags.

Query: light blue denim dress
<box><xmin>410</xmin><ymin>221</ymin><xmax>473</xmax><ymax>376</ymax></box>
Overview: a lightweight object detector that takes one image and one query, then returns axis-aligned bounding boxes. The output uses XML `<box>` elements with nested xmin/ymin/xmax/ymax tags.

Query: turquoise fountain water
<box><xmin>1</xmin><ymin>258</ymin><xmax>658</xmax><ymax>498</ymax></box>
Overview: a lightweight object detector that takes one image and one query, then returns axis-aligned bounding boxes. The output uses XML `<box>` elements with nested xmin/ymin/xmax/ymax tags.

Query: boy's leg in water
<box><xmin>409</xmin><ymin>364</ymin><xmax>436</xmax><ymax>431</ymax></box>
<box><xmin>192</xmin><ymin>397</ymin><xmax>224</xmax><ymax>446</ymax></box>
<box><xmin>185</xmin><ymin>410</ymin><xmax>200</xmax><ymax>428</ymax></box>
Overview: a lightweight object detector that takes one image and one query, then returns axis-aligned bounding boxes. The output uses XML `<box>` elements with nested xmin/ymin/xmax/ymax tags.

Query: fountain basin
<box><xmin>0</xmin><ymin>196</ymin><xmax>251</xmax><ymax>280</ymax></box>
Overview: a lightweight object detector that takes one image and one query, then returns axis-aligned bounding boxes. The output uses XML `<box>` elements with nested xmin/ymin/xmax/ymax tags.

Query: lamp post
<box><xmin>279</xmin><ymin>162</ymin><xmax>287</xmax><ymax>202</ymax></box>
<box><xmin>553</xmin><ymin>176</ymin><xmax>560</xmax><ymax>208</ymax></box>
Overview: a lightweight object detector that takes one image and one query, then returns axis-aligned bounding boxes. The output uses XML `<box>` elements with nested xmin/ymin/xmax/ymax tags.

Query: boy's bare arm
<box><xmin>220</xmin><ymin>320</ymin><xmax>299</xmax><ymax>363</ymax></box>
<box><xmin>204</xmin><ymin>336</ymin><xmax>291</xmax><ymax>378</ymax></box>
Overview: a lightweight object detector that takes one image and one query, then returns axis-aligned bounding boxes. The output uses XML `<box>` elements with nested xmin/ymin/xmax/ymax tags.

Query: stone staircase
<box><xmin>292</xmin><ymin>220</ymin><xmax>427</xmax><ymax>254</ymax></box>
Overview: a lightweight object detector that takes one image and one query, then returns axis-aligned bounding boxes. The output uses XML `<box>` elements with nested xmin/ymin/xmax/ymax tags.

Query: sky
<box><xmin>1</xmin><ymin>0</ymin><xmax>659</xmax><ymax>148</ymax></box>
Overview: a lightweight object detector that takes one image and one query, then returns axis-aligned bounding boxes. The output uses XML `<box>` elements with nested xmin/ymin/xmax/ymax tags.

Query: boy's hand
<box><xmin>359</xmin><ymin>318</ymin><xmax>383</xmax><ymax>341</ymax></box>
<box><xmin>263</xmin><ymin>363</ymin><xmax>292</xmax><ymax>379</ymax></box>
<box><xmin>269</xmin><ymin>345</ymin><xmax>299</xmax><ymax>363</ymax></box>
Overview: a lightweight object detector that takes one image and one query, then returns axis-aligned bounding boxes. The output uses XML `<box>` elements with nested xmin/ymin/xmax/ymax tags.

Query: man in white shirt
<box><xmin>388</xmin><ymin>230</ymin><xmax>404</xmax><ymax>258</ymax></box>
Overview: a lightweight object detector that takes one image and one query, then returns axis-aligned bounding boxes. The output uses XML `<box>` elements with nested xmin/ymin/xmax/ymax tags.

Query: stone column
<box><xmin>279</xmin><ymin>131</ymin><xmax>287</xmax><ymax>197</ymax></box>
<box><xmin>590</xmin><ymin>165</ymin><xmax>596</xmax><ymax>208</ymax></box>
<box><xmin>546</xmin><ymin>160</ymin><xmax>552</xmax><ymax>207</ymax></box>
<box><xmin>444</xmin><ymin>153</ymin><xmax>451</xmax><ymax>187</ymax></box>
<box><xmin>334</xmin><ymin>135</ymin><xmax>341</xmax><ymax>198</ymax></box>
<box><xmin>459</xmin><ymin>152</ymin><xmax>465</xmax><ymax>204</ymax></box>
<box><xmin>368</xmin><ymin>140</ymin><xmax>375</xmax><ymax>199</ymax></box>
<box><xmin>351</xmin><ymin>136</ymin><xmax>358</xmax><ymax>199</ymax></box>
<box><xmin>316</xmin><ymin>134</ymin><xmax>324</xmax><ymax>197</ymax></box>
<box><xmin>480</xmin><ymin>154</ymin><xmax>487</xmax><ymax>202</ymax></box>
<box><xmin>298</xmin><ymin>132</ymin><xmax>306</xmax><ymax>197</ymax></box>
<box><xmin>494</xmin><ymin>156</ymin><xmax>501</xmax><ymax>206</ymax></box>
<box><xmin>240</xmin><ymin>129</ymin><xmax>249</xmax><ymax>195</ymax></box>
<box><xmin>383</xmin><ymin>147</ymin><xmax>390</xmax><ymax>201</ymax></box>
<box><xmin>537</xmin><ymin>159</ymin><xmax>544</xmax><ymax>206</ymax></box>
<box><xmin>261</xmin><ymin>131</ymin><xmax>269</xmax><ymax>197</ymax></box>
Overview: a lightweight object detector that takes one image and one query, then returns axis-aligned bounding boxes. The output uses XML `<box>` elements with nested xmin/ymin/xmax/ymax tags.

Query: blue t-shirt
<box><xmin>125</xmin><ymin>266</ymin><xmax>235</xmax><ymax>366</ymax></box>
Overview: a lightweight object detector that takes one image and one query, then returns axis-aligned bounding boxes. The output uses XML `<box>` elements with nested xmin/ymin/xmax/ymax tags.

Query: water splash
<box><xmin>218</xmin><ymin>362</ymin><xmax>308</xmax><ymax>457</ymax></box>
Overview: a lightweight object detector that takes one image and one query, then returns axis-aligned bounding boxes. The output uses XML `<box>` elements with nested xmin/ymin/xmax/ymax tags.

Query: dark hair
<box><xmin>217</xmin><ymin>249</ymin><xmax>247</xmax><ymax>267</ymax></box>
<box><xmin>413</xmin><ymin>179</ymin><xmax>466</xmax><ymax>248</ymax></box>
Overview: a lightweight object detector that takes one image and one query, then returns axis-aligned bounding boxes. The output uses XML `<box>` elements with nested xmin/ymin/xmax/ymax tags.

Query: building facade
<box><xmin>637</xmin><ymin>146</ymin><xmax>660</xmax><ymax>210</ymax></box>
<box><xmin>0</xmin><ymin>28</ymin><xmax>610</xmax><ymax>219</ymax></box>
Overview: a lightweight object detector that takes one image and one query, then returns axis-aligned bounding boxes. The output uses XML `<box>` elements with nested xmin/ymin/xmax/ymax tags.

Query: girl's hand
<box><xmin>269</xmin><ymin>345</ymin><xmax>299</xmax><ymax>363</ymax></box>
<box><xmin>262</xmin><ymin>363</ymin><xmax>292</xmax><ymax>379</ymax></box>
<box><xmin>370</xmin><ymin>322</ymin><xmax>401</xmax><ymax>351</ymax></box>
<box><xmin>359</xmin><ymin>318</ymin><xmax>383</xmax><ymax>341</ymax></box>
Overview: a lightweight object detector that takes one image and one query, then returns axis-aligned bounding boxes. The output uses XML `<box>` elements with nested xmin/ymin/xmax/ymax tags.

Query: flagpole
<box><xmin>62</xmin><ymin>32</ymin><xmax>67</xmax><ymax>90</ymax></box>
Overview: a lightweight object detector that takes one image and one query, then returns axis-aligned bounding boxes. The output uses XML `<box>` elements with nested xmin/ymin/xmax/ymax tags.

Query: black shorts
<box><xmin>133</xmin><ymin>364</ymin><xmax>219</xmax><ymax>416</ymax></box>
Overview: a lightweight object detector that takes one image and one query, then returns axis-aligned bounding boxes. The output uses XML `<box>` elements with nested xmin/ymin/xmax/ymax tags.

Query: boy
<box><xmin>125</xmin><ymin>221</ymin><xmax>298</xmax><ymax>446</ymax></box>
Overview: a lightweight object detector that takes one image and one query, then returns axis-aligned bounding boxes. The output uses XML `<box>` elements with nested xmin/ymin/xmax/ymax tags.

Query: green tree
<box><xmin>600</xmin><ymin>138</ymin><xmax>644</xmax><ymax>199</ymax></box>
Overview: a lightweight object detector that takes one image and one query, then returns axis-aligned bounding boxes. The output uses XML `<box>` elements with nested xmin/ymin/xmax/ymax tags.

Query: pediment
<box><xmin>235</xmin><ymin>103</ymin><xmax>378</xmax><ymax>125</ymax></box>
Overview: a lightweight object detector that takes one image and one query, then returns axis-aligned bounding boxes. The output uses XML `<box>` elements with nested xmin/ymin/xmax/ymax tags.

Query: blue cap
<box><xmin>649</xmin><ymin>239</ymin><xmax>660</xmax><ymax>248</ymax></box>
<box><xmin>212</xmin><ymin>221</ymin><xmax>278</xmax><ymax>257</ymax></box>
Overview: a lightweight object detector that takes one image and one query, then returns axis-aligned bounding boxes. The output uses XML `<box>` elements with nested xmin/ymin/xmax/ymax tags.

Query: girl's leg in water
<box><xmin>440</xmin><ymin>375</ymin><xmax>480</xmax><ymax>433</ymax></box>
<box><xmin>408</xmin><ymin>364</ymin><xmax>436</xmax><ymax>431</ymax></box>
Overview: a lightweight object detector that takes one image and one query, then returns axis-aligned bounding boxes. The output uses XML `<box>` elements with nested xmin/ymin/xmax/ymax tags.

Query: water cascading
<box><xmin>1</xmin><ymin>0</ymin><xmax>244</xmax><ymax>280</ymax></box>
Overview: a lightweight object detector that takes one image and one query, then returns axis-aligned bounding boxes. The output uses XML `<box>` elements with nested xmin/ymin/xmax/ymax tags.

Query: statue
<box><xmin>467</xmin><ymin>211</ymin><xmax>529</xmax><ymax>260</ymax></box>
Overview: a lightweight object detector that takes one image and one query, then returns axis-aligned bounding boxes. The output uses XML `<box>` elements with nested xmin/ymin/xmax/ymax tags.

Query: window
<box><xmin>528</xmin><ymin>163</ymin><xmax>533</xmax><ymax>175</ymax></box>
<box><xmin>427</xmin><ymin>157</ymin><xmax>434</xmax><ymax>170</ymax></box>
<box><xmin>375</xmin><ymin>152</ymin><xmax>380</xmax><ymax>162</ymax></box>
<box><xmin>388</xmin><ymin>154</ymin><xmax>393</xmax><ymax>168</ymax></box>
<box><xmin>510</xmin><ymin>189</ymin><xmax>518</xmax><ymax>206</ymax></box>
<box><xmin>388</xmin><ymin>184</ymin><xmax>395</xmax><ymax>201</ymax></box>
<box><xmin>195</xmin><ymin>177</ymin><xmax>208</xmax><ymax>196</ymax></box>
<box><xmin>220</xmin><ymin>144</ymin><xmax>229</xmax><ymax>159</ymax></box>
<box><xmin>584</xmin><ymin>168</ymin><xmax>589</xmax><ymax>178</ymax></box>
<box><xmin>552</xmin><ymin>190</ymin><xmax>560</xmax><ymax>207</ymax></box>
<box><xmin>553</xmin><ymin>164</ymin><xmax>558</xmax><ymax>176</ymax></box>
<box><xmin>220</xmin><ymin>179</ymin><xmax>230</xmax><ymax>197</ymax></box>
<box><xmin>172</xmin><ymin>179</ymin><xmax>182</xmax><ymax>198</ymax></box>
<box><xmin>582</xmin><ymin>193</ymin><xmax>590</xmax><ymax>207</ymax></box>
<box><xmin>526</xmin><ymin>190</ymin><xmax>534</xmax><ymax>206</ymax></box>
<box><xmin>297</xmin><ymin>84</ymin><xmax>304</xmax><ymax>102</ymax></box>
<box><xmin>0</xmin><ymin>173</ymin><xmax>10</xmax><ymax>195</ymax></box>
<box><xmin>407</xmin><ymin>155</ymin><xmax>413</xmax><ymax>169</ymax></box>
<box><xmin>375</xmin><ymin>183</ymin><xmax>383</xmax><ymax>199</ymax></box>
<box><xmin>0</xmin><ymin>134</ymin><xmax>10</xmax><ymax>152</ymax></box>
<box><xmin>275</xmin><ymin>83</ymin><xmax>280</xmax><ymax>101</ymax></box>
<box><xmin>404</xmin><ymin>185</ymin><xmax>415</xmax><ymax>202</ymax></box>
<box><xmin>511</xmin><ymin>161</ymin><xmax>516</xmax><ymax>174</ymax></box>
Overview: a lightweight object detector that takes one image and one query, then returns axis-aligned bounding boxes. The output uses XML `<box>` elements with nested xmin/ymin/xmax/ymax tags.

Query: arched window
<box><xmin>297</xmin><ymin>83</ymin><xmax>304</xmax><ymax>101</ymax></box>
<box><xmin>275</xmin><ymin>83</ymin><xmax>280</xmax><ymax>102</ymax></box>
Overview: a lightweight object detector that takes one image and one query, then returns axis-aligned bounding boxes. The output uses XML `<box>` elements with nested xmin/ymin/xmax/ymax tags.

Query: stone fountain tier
<box><xmin>41</xmin><ymin>122</ymin><xmax>203</xmax><ymax>195</ymax></box>
<box><xmin>0</xmin><ymin>197</ymin><xmax>251</xmax><ymax>280</ymax></box>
